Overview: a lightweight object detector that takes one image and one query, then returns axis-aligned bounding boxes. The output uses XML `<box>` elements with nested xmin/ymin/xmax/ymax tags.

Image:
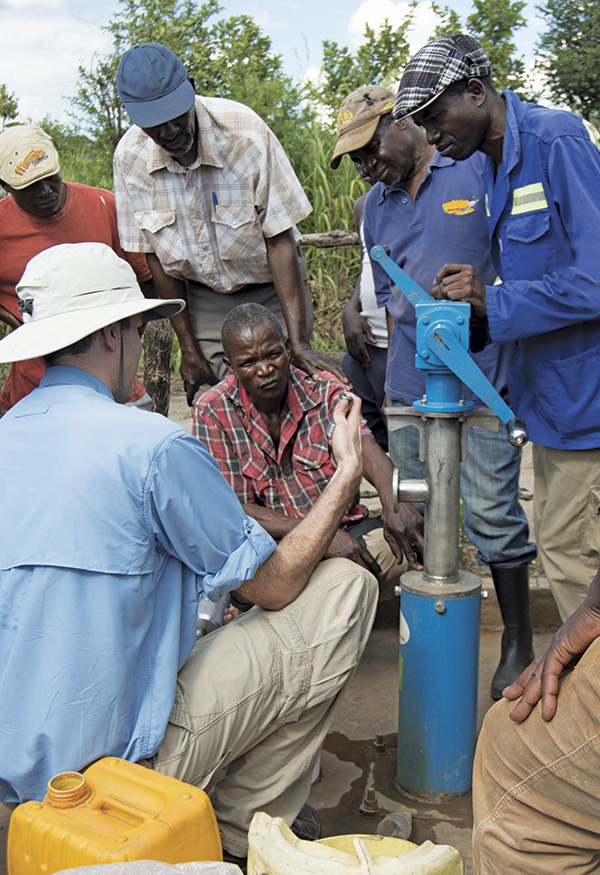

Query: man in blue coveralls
<box><xmin>394</xmin><ymin>34</ymin><xmax>600</xmax><ymax>624</ymax></box>
<box><xmin>393</xmin><ymin>33</ymin><xmax>600</xmax><ymax>872</ymax></box>
<box><xmin>331</xmin><ymin>85</ymin><xmax>536</xmax><ymax>700</ymax></box>
<box><xmin>0</xmin><ymin>242</ymin><xmax>377</xmax><ymax>864</ymax></box>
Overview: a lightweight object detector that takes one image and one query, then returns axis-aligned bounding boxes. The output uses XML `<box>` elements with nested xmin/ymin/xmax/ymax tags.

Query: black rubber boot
<box><xmin>490</xmin><ymin>564</ymin><xmax>534</xmax><ymax>700</ymax></box>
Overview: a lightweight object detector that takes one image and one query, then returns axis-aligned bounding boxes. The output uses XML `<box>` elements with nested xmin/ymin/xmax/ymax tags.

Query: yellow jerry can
<box><xmin>7</xmin><ymin>757</ymin><xmax>222</xmax><ymax>875</ymax></box>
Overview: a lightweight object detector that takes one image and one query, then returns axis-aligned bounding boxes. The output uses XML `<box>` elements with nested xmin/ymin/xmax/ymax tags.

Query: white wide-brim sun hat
<box><xmin>0</xmin><ymin>242</ymin><xmax>186</xmax><ymax>363</ymax></box>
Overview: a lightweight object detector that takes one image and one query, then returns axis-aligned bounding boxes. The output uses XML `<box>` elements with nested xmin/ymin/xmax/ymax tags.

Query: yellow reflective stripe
<box><xmin>583</xmin><ymin>118</ymin><xmax>600</xmax><ymax>149</ymax></box>
<box><xmin>485</xmin><ymin>193</ymin><xmax>490</xmax><ymax>217</ymax></box>
<box><xmin>511</xmin><ymin>183</ymin><xmax>548</xmax><ymax>215</ymax></box>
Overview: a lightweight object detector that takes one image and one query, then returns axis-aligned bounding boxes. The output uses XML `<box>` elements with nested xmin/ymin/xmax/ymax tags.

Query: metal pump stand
<box><xmin>370</xmin><ymin>246</ymin><xmax>527</xmax><ymax>802</ymax></box>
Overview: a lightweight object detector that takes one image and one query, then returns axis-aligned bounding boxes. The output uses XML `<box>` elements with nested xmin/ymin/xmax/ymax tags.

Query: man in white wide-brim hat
<box><xmin>0</xmin><ymin>242</ymin><xmax>377</xmax><ymax>866</ymax></box>
<box><xmin>0</xmin><ymin>240</ymin><xmax>182</xmax><ymax>402</ymax></box>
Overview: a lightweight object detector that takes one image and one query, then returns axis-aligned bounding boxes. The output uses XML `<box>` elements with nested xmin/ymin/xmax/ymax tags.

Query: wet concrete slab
<box><xmin>306</xmin><ymin>596</ymin><xmax>558</xmax><ymax>874</ymax></box>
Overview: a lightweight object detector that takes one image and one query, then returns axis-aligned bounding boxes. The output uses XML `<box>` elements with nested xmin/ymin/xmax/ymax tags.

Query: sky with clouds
<box><xmin>0</xmin><ymin>0</ymin><xmax>544</xmax><ymax>126</ymax></box>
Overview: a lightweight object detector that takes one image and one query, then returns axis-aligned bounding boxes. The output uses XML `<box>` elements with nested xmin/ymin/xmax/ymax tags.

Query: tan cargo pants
<box><xmin>533</xmin><ymin>444</ymin><xmax>600</xmax><ymax>621</ymax></box>
<box><xmin>151</xmin><ymin>558</ymin><xmax>378</xmax><ymax>856</ymax></box>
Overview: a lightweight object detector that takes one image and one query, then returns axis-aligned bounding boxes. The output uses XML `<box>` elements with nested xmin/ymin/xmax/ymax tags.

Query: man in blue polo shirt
<box><xmin>331</xmin><ymin>86</ymin><xmax>536</xmax><ymax>700</ymax></box>
<box><xmin>394</xmin><ymin>35</ymin><xmax>600</xmax><ymax>625</ymax></box>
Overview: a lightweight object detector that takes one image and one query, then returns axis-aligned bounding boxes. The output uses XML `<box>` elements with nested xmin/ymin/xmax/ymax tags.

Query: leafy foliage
<box><xmin>308</xmin><ymin>18</ymin><xmax>413</xmax><ymax>121</ymax></box>
<box><xmin>431</xmin><ymin>2</ymin><xmax>464</xmax><ymax>37</ymax></box>
<box><xmin>432</xmin><ymin>0</ymin><xmax>528</xmax><ymax>93</ymax></box>
<box><xmin>71</xmin><ymin>56</ymin><xmax>124</xmax><ymax>154</ymax></box>
<box><xmin>536</xmin><ymin>0</ymin><xmax>600</xmax><ymax>120</ymax></box>
<box><xmin>466</xmin><ymin>0</ymin><xmax>527</xmax><ymax>92</ymax></box>
<box><xmin>299</xmin><ymin>126</ymin><xmax>368</xmax><ymax>350</ymax></box>
<box><xmin>39</xmin><ymin>118</ymin><xmax>114</xmax><ymax>190</ymax></box>
<box><xmin>0</xmin><ymin>84</ymin><xmax>18</xmax><ymax>130</ymax></box>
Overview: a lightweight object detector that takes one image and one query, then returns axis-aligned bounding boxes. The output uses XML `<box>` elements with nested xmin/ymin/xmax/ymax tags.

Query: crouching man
<box><xmin>0</xmin><ymin>243</ymin><xmax>378</xmax><ymax>864</ymax></box>
<box><xmin>193</xmin><ymin>302</ymin><xmax>425</xmax><ymax>595</ymax></box>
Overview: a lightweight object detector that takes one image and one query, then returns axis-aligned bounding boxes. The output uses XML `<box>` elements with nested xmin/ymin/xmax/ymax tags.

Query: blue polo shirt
<box><xmin>363</xmin><ymin>151</ymin><xmax>514</xmax><ymax>406</ymax></box>
<box><xmin>0</xmin><ymin>366</ymin><xmax>275</xmax><ymax>803</ymax></box>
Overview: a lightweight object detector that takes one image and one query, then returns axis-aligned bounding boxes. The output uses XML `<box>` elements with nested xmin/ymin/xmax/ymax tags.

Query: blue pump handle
<box><xmin>370</xmin><ymin>245</ymin><xmax>528</xmax><ymax>446</ymax></box>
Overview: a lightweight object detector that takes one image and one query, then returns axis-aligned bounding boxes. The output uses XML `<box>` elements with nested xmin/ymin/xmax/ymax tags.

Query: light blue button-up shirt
<box><xmin>0</xmin><ymin>366</ymin><xmax>276</xmax><ymax>803</ymax></box>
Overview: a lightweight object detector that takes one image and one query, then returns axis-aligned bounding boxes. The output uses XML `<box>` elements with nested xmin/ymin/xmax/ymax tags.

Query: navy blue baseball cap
<box><xmin>116</xmin><ymin>42</ymin><xmax>196</xmax><ymax>128</ymax></box>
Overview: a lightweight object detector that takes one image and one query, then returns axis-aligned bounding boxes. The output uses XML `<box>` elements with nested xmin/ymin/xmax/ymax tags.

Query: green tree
<box><xmin>309</xmin><ymin>17</ymin><xmax>414</xmax><ymax>121</ymax></box>
<box><xmin>71</xmin><ymin>55</ymin><xmax>123</xmax><ymax>153</ymax></box>
<box><xmin>432</xmin><ymin>0</ymin><xmax>527</xmax><ymax>93</ymax></box>
<box><xmin>536</xmin><ymin>0</ymin><xmax>600</xmax><ymax>120</ymax></box>
<box><xmin>466</xmin><ymin>0</ymin><xmax>527</xmax><ymax>92</ymax></box>
<box><xmin>431</xmin><ymin>2</ymin><xmax>463</xmax><ymax>37</ymax></box>
<box><xmin>0</xmin><ymin>84</ymin><xmax>18</xmax><ymax>130</ymax></box>
<box><xmin>40</xmin><ymin>118</ymin><xmax>114</xmax><ymax>190</ymax></box>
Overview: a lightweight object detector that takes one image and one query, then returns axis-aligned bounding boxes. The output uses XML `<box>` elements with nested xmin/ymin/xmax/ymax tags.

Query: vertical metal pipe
<box><xmin>423</xmin><ymin>418</ymin><xmax>461</xmax><ymax>583</ymax></box>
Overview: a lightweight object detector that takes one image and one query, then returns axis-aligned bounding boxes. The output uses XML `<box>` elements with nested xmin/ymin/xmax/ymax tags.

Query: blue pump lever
<box><xmin>370</xmin><ymin>245</ymin><xmax>528</xmax><ymax>447</ymax></box>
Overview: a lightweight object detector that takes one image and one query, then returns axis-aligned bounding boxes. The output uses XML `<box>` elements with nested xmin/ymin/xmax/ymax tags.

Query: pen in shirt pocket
<box><xmin>211</xmin><ymin>191</ymin><xmax>218</xmax><ymax>213</ymax></box>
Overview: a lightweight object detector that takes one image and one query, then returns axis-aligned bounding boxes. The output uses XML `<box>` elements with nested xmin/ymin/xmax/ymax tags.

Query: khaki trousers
<box><xmin>363</xmin><ymin>526</ymin><xmax>408</xmax><ymax>600</ymax></box>
<box><xmin>473</xmin><ymin>637</ymin><xmax>600</xmax><ymax>874</ymax></box>
<box><xmin>533</xmin><ymin>444</ymin><xmax>600</xmax><ymax>621</ymax></box>
<box><xmin>151</xmin><ymin>558</ymin><xmax>378</xmax><ymax>856</ymax></box>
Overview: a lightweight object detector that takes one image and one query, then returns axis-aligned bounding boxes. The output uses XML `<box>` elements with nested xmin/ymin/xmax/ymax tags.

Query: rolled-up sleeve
<box><xmin>146</xmin><ymin>432</ymin><xmax>276</xmax><ymax>598</ymax></box>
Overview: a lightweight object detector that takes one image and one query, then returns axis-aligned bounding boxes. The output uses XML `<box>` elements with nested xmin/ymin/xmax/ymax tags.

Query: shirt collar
<box><xmin>499</xmin><ymin>90</ymin><xmax>520</xmax><ymax>174</ymax></box>
<box><xmin>40</xmin><ymin>365</ymin><xmax>115</xmax><ymax>400</ymax></box>
<box><xmin>376</xmin><ymin>150</ymin><xmax>455</xmax><ymax>204</ymax></box>
<box><xmin>145</xmin><ymin>97</ymin><xmax>224</xmax><ymax>174</ymax></box>
<box><xmin>226</xmin><ymin>365</ymin><xmax>324</xmax><ymax>424</ymax></box>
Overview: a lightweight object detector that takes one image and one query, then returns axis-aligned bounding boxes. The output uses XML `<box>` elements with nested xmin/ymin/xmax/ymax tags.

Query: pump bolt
<box><xmin>434</xmin><ymin>600</ymin><xmax>446</xmax><ymax>614</ymax></box>
<box><xmin>374</xmin><ymin>733</ymin><xmax>390</xmax><ymax>756</ymax></box>
<box><xmin>359</xmin><ymin>786</ymin><xmax>381</xmax><ymax>816</ymax></box>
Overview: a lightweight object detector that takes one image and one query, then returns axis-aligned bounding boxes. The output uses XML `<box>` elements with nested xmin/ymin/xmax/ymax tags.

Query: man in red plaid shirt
<box><xmin>193</xmin><ymin>303</ymin><xmax>424</xmax><ymax>593</ymax></box>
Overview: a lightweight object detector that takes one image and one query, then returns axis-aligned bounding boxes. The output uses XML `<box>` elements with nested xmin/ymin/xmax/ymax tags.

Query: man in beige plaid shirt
<box><xmin>114</xmin><ymin>42</ymin><xmax>345</xmax><ymax>404</ymax></box>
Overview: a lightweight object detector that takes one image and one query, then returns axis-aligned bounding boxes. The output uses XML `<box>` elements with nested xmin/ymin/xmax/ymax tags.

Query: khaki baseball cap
<box><xmin>0</xmin><ymin>125</ymin><xmax>60</xmax><ymax>190</ymax></box>
<box><xmin>330</xmin><ymin>85</ymin><xmax>396</xmax><ymax>169</ymax></box>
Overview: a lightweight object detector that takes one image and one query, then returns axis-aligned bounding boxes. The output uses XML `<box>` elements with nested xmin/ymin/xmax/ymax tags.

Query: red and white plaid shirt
<box><xmin>193</xmin><ymin>366</ymin><xmax>370</xmax><ymax>523</ymax></box>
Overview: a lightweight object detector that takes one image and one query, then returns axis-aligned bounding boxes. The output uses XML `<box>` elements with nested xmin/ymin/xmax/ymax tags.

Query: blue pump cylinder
<box><xmin>397</xmin><ymin>570</ymin><xmax>481</xmax><ymax>800</ymax></box>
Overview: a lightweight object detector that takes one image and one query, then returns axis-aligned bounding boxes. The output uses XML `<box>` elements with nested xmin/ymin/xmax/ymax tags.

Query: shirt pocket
<box><xmin>135</xmin><ymin>209</ymin><xmax>176</xmax><ymax>234</ymax></box>
<box><xmin>500</xmin><ymin>211</ymin><xmax>556</xmax><ymax>278</ymax></box>
<box><xmin>210</xmin><ymin>203</ymin><xmax>266</xmax><ymax>263</ymax></box>
<box><xmin>538</xmin><ymin>342</ymin><xmax>600</xmax><ymax>443</ymax></box>
<box><xmin>293</xmin><ymin>442</ymin><xmax>334</xmax><ymax>491</ymax></box>
<box><xmin>239</xmin><ymin>452</ymin><xmax>273</xmax><ymax>497</ymax></box>
<box><xmin>134</xmin><ymin>209</ymin><xmax>186</xmax><ymax>268</ymax></box>
<box><xmin>580</xmin><ymin>485</ymin><xmax>600</xmax><ymax>569</ymax></box>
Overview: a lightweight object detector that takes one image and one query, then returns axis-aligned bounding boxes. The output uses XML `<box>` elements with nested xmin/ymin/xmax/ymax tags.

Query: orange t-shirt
<box><xmin>0</xmin><ymin>183</ymin><xmax>152</xmax><ymax>409</ymax></box>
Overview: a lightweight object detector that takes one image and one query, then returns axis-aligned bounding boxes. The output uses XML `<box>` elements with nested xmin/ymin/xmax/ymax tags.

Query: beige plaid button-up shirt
<box><xmin>113</xmin><ymin>96</ymin><xmax>312</xmax><ymax>292</ymax></box>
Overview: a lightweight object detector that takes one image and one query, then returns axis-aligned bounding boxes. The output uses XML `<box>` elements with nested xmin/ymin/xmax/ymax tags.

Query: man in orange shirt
<box><xmin>0</xmin><ymin>124</ymin><xmax>153</xmax><ymax>409</ymax></box>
